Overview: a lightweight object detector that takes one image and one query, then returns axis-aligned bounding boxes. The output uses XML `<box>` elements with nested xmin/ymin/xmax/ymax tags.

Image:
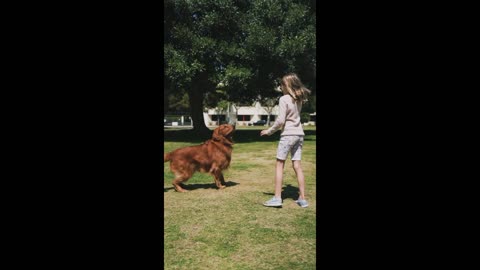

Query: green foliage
<box><xmin>204</xmin><ymin>88</ymin><xmax>228</xmax><ymax>109</ymax></box>
<box><xmin>165</xmin><ymin>0</ymin><xmax>316</xmax><ymax>118</ymax></box>
<box><xmin>216</xmin><ymin>100</ymin><xmax>229</xmax><ymax>112</ymax></box>
<box><xmin>167</xmin><ymin>90</ymin><xmax>190</xmax><ymax>112</ymax></box>
<box><xmin>301</xmin><ymin>112</ymin><xmax>310</xmax><ymax>123</ymax></box>
<box><xmin>241</xmin><ymin>0</ymin><xmax>316</xmax><ymax>97</ymax></box>
<box><xmin>302</xmin><ymin>94</ymin><xmax>316</xmax><ymax>113</ymax></box>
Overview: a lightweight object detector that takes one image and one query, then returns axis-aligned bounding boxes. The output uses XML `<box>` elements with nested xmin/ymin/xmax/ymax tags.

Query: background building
<box><xmin>165</xmin><ymin>103</ymin><xmax>316</xmax><ymax>128</ymax></box>
<box><xmin>203</xmin><ymin>102</ymin><xmax>279</xmax><ymax>126</ymax></box>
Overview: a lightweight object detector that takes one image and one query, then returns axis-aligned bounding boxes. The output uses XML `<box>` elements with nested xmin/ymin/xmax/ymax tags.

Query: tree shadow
<box><xmin>163</xmin><ymin>129</ymin><xmax>211</xmax><ymax>143</ymax></box>
<box><xmin>263</xmin><ymin>184</ymin><xmax>299</xmax><ymax>200</ymax></box>
<box><xmin>164</xmin><ymin>181</ymin><xmax>239</xmax><ymax>192</ymax></box>
<box><xmin>164</xmin><ymin>187</ymin><xmax>175</xmax><ymax>192</ymax></box>
<box><xmin>163</xmin><ymin>129</ymin><xmax>316</xmax><ymax>143</ymax></box>
<box><xmin>303</xmin><ymin>129</ymin><xmax>317</xmax><ymax>141</ymax></box>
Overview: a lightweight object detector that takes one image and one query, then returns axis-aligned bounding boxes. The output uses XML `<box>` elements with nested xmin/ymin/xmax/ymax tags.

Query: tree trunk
<box><xmin>164</xmin><ymin>79</ymin><xmax>170</xmax><ymax>115</ymax></box>
<box><xmin>188</xmin><ymin>86</ymin><xmax>211</xmax><ymax>138</ymax></box>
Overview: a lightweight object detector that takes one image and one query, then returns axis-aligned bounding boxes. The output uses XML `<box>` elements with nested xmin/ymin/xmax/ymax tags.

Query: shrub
<box><xmin>301</xmin><ymin>112</ymin><xmax>310</xmax><ymax>123</ymax></box>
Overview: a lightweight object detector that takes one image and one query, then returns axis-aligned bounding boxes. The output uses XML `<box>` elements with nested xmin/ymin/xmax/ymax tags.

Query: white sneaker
<box><xmin>295</xmin><ymin>199</ymin><xmax>309</xmax><ymax>208</ymax></box>
<box><xmin>263</xmin><ymin>197</ymin><xmax>282</xmax><ymax>207</ymax></box>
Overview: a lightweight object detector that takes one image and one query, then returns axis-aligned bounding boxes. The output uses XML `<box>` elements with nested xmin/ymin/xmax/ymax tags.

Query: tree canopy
<box><xmin>164</xmin><ymin>0</ymin><xmax>316</xmax><ymax>134</ymax></box>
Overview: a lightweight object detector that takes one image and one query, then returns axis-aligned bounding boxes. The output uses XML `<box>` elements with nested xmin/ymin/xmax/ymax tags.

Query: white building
<box><xmin>165</xmin><ymin>106</ymin><xmax>315</xmax><ymax>127</ymax></box>
<box><xmin>203</xmin><ymin>102</ymin><xmax>280</xmax><ymax>127</ymax></box>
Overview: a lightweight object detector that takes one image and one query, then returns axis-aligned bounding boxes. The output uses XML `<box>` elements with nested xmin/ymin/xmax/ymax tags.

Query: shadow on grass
<box><xmin>164</xmin><ymin>181</ymin><xmax>239</xmax><ymax>192</ymax></box>
<box><xmin>164</xmin><ymin>129</ymin><xmax>316</xmax><ymax>143</ymax></box>
<box><xmin>263</xmin><ymin>184</ymin><xmax>299</xmax><ymax>200</ymax></box>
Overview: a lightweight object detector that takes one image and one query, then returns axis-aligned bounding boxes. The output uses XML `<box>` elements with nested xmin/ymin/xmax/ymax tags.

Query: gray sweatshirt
<box><xmin>266</xmin><ymin>94</ymin><xmax>304</xmax><ymax>136</ymax></box>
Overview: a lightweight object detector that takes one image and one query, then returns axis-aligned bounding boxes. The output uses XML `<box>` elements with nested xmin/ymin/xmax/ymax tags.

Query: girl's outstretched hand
<box><xmin>260</xmin><ymin>130</ymin><xmax>269</xmax><ymax>136</ymax></box>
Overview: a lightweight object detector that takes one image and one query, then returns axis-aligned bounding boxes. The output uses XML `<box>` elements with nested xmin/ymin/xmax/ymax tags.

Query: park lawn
<box><xmin>164</xmin><ymin>126</ymin><xmax>317</xmax><ymax>270</ymax></box>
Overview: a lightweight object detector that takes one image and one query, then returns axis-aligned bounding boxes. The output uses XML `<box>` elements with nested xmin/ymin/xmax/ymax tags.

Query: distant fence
<box><xmin>164</xmin><ymin>115</ymin><xmax>192</xmax><ymax>127</ymax></box>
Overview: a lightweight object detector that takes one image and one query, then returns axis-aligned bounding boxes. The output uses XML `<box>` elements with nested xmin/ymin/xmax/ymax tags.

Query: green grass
<box><xmin>164</xmin><ymin>126</ymin><xmax>316</xmax><ymax>270</ymax></box>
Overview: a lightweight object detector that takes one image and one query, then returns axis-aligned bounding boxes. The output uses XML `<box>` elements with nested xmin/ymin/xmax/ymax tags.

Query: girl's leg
<box><xmin>292</xmin><ymin>160</ymin><xmax>306</xmax><ymax>200</ymax></box>
<box><xmin>274</xmin><ymin>159</ymin><xmax>285</xmax><ymax>198</ymax></box>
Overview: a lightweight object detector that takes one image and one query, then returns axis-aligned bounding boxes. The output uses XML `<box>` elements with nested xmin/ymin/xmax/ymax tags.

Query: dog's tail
<box><xmin>164</xmin><ymin>152</ymin><xmax>171</xmax><ymax>163</ymax></box>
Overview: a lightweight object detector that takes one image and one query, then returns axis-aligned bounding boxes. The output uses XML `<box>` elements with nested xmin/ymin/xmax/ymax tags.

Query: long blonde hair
<box><xmin>280</xmin><ymin>73</ymin><xmax>311</xmax><ymax>104</ymax></box>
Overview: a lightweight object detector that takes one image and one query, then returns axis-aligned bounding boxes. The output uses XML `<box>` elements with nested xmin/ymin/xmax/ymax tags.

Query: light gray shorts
<box><xmin>276</xmin><ymin>135</ymin><xmax>304</xmax><ymax>161</ymax></box>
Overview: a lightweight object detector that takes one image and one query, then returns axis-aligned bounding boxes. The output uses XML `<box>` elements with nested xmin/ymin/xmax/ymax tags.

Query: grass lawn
<box><xmin>164</xmin><ymin>126</ymin><xmax>317</xmax><ymax>270</ymax></box>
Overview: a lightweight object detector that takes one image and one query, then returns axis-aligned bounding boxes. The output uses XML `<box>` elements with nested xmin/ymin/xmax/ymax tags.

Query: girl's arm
<box><xmin>264</xmin><ymin>98</ymin><xmax>287</xmax><ymax>135</ymax></box>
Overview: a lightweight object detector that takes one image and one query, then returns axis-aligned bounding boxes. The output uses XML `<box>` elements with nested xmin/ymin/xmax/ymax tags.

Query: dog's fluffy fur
<box><xmin>164</xmin><ymin>124</ymin><xmax>235</xmax><ymax>192</ymax></box>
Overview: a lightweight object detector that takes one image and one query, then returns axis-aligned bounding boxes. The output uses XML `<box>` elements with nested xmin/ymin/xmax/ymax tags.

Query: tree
<box><xmin>164</xmin><ymin>0</ymin><xmax>316</xmax><ymax>136</ymax></box>
<box><xmin>167</xmin><ymin>91</ymin><xmax>190</xmax><ymax>113</ymax></box>
<box><xmin>300</xmin><ymin>112</ymin><xmax>310</xmax><ymax>124</ymax></box>
<box><xmin>259</xmin><ymin>96</ymin><xmax>280</xmax><ymax>126</ymax></box>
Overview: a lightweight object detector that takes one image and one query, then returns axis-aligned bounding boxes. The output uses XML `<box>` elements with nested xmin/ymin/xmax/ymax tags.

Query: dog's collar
<box><xmin>212</xmin><ymin>138</ymin><xmax>234</xmax><ymax>146</ymax></box>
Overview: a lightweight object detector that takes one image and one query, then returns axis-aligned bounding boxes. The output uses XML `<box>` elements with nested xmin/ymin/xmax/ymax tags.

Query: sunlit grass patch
<box><xmin>164</xmin><ymin>127</ymin><xmax>316</xmax><ymax>270</ymax></box>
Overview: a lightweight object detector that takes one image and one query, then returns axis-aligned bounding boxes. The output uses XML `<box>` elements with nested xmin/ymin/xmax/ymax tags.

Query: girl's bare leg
<box><xmin>292</xmin><ymin>160</ymin><xmax>306</xmax><ymax>200</ymax></box>
<box><xmin>274</xmin><ymin>159</ymin><xmax>285</xmax><ymax>198</ymax></box>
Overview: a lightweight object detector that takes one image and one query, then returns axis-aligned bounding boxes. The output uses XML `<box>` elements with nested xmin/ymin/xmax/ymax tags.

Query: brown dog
<box><xmin>164</xmin><ymin>124</ymin><xmax>235</xmax><ymax>192</ymax></box>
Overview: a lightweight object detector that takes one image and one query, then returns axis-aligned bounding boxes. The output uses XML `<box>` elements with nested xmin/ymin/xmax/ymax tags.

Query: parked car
<box><xmin>248</xmin><ymin>120</ymin><xmax>267</xmax><ymax>126</ymax></box>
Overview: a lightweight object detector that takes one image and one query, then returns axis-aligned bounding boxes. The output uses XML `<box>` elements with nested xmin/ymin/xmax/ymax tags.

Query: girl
<box><xmin>260</xmin><ymin>73</ymin><xmax>311</xmax><ymax>208</ymax></box>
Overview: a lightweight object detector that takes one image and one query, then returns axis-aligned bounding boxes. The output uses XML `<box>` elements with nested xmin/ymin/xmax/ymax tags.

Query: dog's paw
<box><xmin>173</xmin><ymin>185</ymin><xmax>188</xmax><ymax>193</ymax></box>
<box><xmin>218</xmin><ymin>185</ymin><xmax>226</xmax><ymax>189</ymax></box>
